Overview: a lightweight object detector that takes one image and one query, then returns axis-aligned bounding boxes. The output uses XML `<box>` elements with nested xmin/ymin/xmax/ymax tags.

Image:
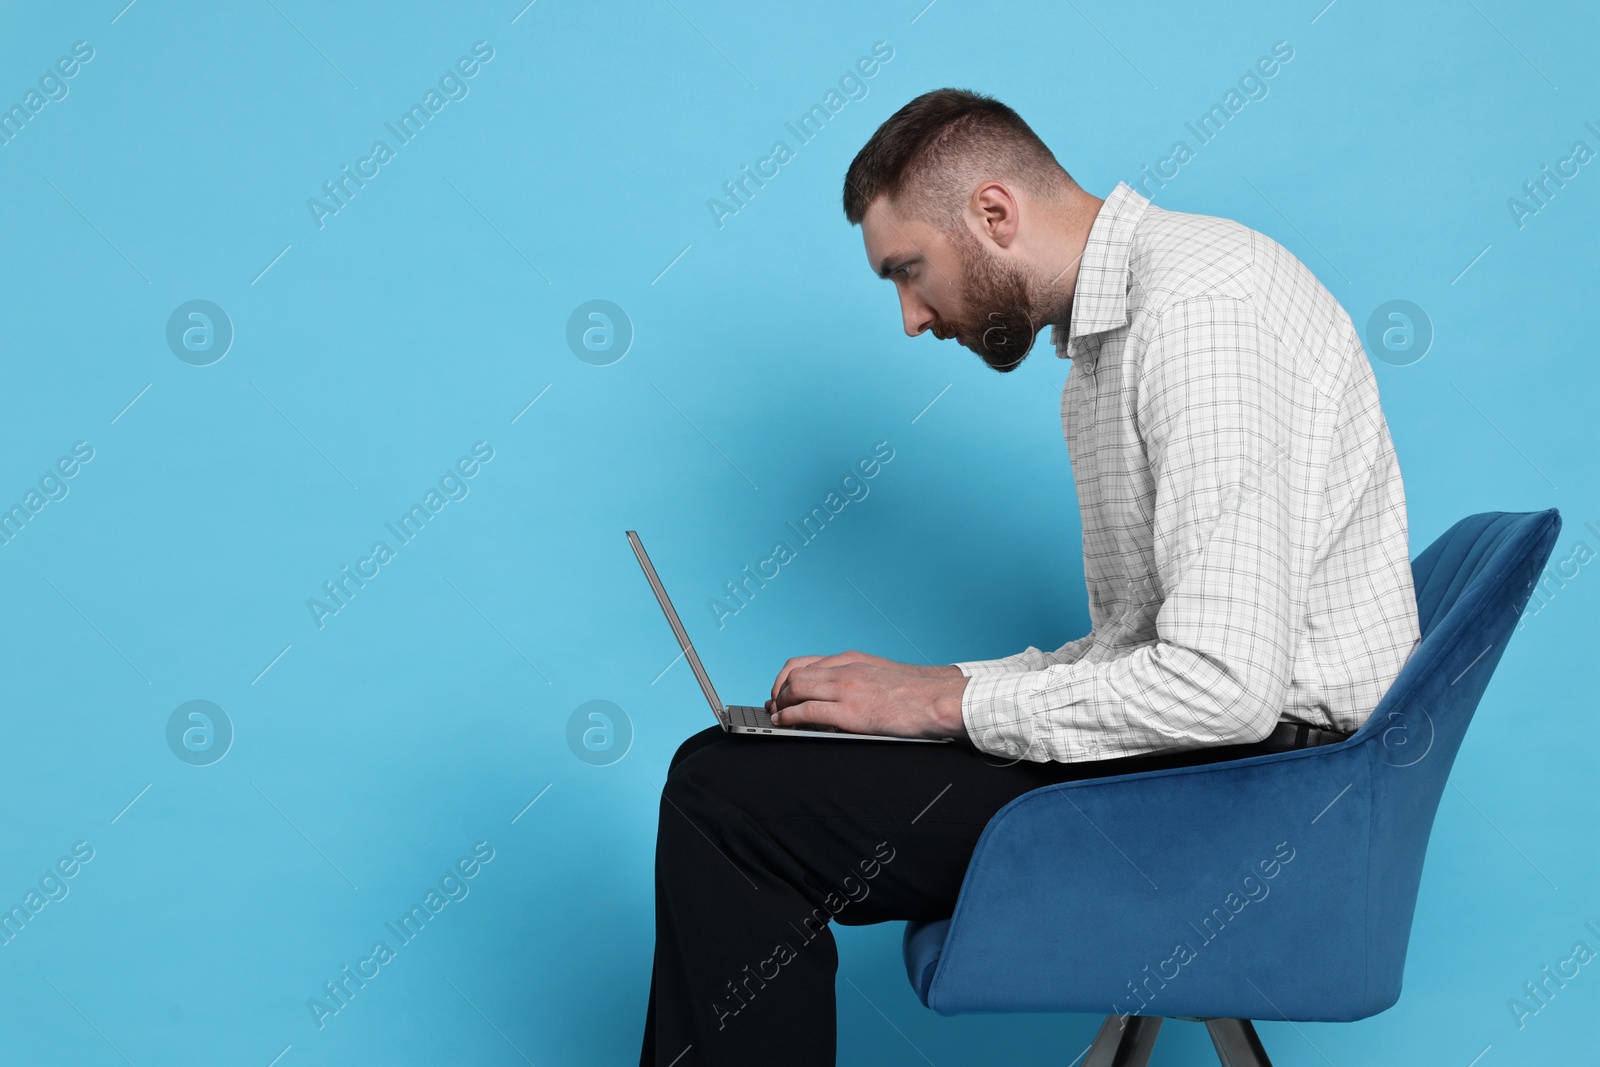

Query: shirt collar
<box><xmin>1050</xmin><ymin>181</ymin><xmax>1151</xmax><ymax>360</ymax></box>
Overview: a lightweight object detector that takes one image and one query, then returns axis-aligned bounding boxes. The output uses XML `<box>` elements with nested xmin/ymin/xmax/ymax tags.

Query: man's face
<box><xmin>861</xmin><ymin>196</ymin><xmax>1041</xmax><ymax>372</ymax></box>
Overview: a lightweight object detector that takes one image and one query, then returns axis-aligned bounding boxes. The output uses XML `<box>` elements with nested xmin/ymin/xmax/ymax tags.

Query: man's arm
<box><xmin>766</xmin><ymin>635</ymin><xmax>1096</xmax><ymax>722</ymax></box>
<box><xmin>952</xmin><ymin>631</ymin><xmax>1097</xmax><ymax>676</ymax></box>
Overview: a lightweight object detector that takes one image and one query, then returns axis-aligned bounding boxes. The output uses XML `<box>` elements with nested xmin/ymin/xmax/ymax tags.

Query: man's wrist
<box><xmin>935</xmin><ymin>670</ymin><xmax>970</xmax><ymax>739</ymax></box>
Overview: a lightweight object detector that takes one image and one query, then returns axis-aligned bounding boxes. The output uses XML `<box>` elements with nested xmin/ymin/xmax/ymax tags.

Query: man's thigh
<box><xmin>662</xmin><ymin>728</ymin><xmax>1176</xmax><ymax>926</ymax></box>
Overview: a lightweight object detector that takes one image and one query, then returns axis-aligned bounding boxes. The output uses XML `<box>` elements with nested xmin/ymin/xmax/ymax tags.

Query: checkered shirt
<box><xmin>955</xmin><ymin>182</ymin><xmax>1421</xmax><ymax>763</ymax></box>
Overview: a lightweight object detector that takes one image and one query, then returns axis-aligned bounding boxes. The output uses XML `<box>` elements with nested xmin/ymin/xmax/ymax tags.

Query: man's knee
<box><xmin>658</xmin><ymin>737</ymin><xmax>747</xmax><ymax>859</ymax></box>
<box><xmin>661</xmin><ymin>729</ymin><xmax>737</xmax><ymax>821</ymax></box>
<box><xmin>668</xmin><ymin>725</ymin><xmax>728</xmax><ymax>773</ymax></box>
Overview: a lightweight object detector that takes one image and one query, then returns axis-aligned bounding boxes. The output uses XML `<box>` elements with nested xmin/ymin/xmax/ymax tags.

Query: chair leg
<box><xmin>1083</xmin><ymin>1015</ymin><xmax>1163</xmax><ymax>1067</ymax></box>
<box><xmin>1203</xmin><ymin>1018</ymin><xmax>1273</xmax><ymax>1067</ymax></box>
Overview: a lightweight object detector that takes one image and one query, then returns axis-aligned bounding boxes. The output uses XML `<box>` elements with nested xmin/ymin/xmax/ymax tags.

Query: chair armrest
<box><xmin>922</xmin><ymin>740</ymin><xmax>1381</xmax><ymax>1021</ymax></box>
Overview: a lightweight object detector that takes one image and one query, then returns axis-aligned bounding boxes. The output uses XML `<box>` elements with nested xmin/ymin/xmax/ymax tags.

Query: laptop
<box><xmin>627</xmin><ymin>530</ymin><xmax>951</xmax><ymax>744</ymax></box>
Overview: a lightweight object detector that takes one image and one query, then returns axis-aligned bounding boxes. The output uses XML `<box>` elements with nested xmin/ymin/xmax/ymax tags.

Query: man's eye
<box><xmin>894</xmin><ymin>265</ymin><xmax>911</xmax><ymax>279</ymax></box>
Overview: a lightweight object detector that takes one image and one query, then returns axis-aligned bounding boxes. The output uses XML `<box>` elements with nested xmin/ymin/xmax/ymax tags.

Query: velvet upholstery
<box><xmin>903</xmin><ymin>509</ymin><xmax>1561</xmax><ymax>1022</ymax></box>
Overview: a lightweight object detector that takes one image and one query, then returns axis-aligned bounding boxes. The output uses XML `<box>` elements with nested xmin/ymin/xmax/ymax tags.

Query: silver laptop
<box><xmin>627</xmin><ymin>530</ymin><xmax>950</xmax><ymax>744</ymax></box>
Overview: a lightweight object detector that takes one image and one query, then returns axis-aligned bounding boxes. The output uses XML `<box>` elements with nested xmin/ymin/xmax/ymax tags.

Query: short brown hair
<box><xmin>842</xmin><ymin>88</ymin><xmax>1073</xmax><ymax>229</ymax></box>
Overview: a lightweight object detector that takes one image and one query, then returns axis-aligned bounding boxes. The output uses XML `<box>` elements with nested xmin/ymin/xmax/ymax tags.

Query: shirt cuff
<box><xmin>959</xmin><ymin>669</ymin><xmax>1039</xmax><ymax>761</ymax></box>
<box><xmin>960</xmin><ymin>666</ymin><xmax>1109</xmax><ymax>763</ymax></box>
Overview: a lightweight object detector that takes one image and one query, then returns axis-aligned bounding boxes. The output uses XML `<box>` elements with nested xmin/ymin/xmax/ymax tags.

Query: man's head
<box><xmin>843</xmin><ymin>88</ymin><xmax>1089</xmax><ymax>372</ymax></box>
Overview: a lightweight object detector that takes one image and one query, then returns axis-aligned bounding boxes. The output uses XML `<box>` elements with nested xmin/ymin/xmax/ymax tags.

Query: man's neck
<box><xmin>1034</xmin><ymin>187</ymin><xmax>1106</xmax><ymax>330</ymax></box>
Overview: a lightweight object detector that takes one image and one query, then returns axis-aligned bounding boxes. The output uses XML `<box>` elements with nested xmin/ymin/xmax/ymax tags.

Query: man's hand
<box><xmin>766</xmin><ymin>650</ymin><xmax>969</xmax><ymax>740</ymax></box>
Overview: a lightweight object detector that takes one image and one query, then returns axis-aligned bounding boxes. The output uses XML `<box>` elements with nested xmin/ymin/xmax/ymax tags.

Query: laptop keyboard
<box><xmin>728</xmin><ymin>704</ymin><xmax>773</xmax><ymax>728</ymax></box>
<box><xmin>728</xmin><ymin>705</ymin><xmax>840</xmax><ymax>733</ymax></box>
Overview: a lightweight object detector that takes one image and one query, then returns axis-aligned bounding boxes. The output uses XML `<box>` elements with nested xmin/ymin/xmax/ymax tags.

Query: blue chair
<box><xmin>902</xmin><ymin>509</ymin><xmax>1562</xmax><ymax>1065</ymax></box>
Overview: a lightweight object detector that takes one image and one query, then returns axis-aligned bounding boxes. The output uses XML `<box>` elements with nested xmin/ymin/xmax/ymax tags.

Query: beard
<box><xmin>943</xmin><ymin>225</ymin><xmax>1041</xmax><ymax>373</ymax></box>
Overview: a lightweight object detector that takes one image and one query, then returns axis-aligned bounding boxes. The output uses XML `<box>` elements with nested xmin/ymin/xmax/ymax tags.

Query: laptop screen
<box><xmin>626</xmin><ymin>530</ymin><xmax>727</xmax><ymax>721</ymax></box>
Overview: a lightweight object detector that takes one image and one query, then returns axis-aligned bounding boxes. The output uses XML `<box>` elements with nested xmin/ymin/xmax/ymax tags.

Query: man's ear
<box><xmin>970</xmin><ymin>181</ymin><xmax>1020</xmax><ymax>248</ymax></box>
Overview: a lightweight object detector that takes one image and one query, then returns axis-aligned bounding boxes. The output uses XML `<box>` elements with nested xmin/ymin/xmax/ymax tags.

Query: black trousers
<box><xmin>639</xmin><ymin>724</ymin><xmax>1301</xmax><ymax>1066</ymax></box>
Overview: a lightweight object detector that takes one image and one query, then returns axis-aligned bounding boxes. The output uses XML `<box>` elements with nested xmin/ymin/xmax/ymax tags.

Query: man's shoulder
<box><xmin>1124</xmin><ymin>199</ymin><xmax>1356</xmax><ymax>400</ymax></box>
<box><xmin>1129</xmin><ymin>203</ymin><xmax>1257</xmax><ymax>306</ymax></box>
<box><xmin>1127</xmin><ymin>201</ymin><xmax>1331</xmax><ymax>327</ymax></box>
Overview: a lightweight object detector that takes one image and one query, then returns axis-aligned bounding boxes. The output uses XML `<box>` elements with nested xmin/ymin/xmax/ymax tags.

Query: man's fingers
<box><xmin>765</xmin><ymin>652</ymin><xmax>915</xmax><ymax>714</ymax></box>
<box><xmin>769</xmin><ymin>651</ymin><xmax>874</xmax><ymax>706</ymax></box>
<box><xmin>776</xmin><ymin>664</ymin><xmax>850</xmax><ymax>709</ymax></box>
<box><xmin>771</xmin><ymin>655</ymin><xmax>824</xmax><ymax>701</ymax></box>
<box><xmin>770</xmin><ymin>699</ymin><xmax>844</xmax><ymax>730</ymax></box>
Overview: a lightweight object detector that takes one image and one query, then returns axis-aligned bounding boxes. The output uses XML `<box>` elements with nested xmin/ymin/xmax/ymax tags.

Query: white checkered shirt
<box><xmin>955</xmin><ymin>182</ymin><xmax>1421</xmax><ymax>764</ymax></box>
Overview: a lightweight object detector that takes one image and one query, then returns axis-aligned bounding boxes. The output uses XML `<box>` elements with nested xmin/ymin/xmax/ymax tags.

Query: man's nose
<box><xmin>899</xmin><ymin>293</ymin><xmax>935</xmax><ymax>338</ymax></box>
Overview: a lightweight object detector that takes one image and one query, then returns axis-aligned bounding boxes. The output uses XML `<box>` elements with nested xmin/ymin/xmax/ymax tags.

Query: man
<box><xmin>639</xmin><ymin>88</ymin><xmax>1420</xmax><ymax>1065</ymax></box>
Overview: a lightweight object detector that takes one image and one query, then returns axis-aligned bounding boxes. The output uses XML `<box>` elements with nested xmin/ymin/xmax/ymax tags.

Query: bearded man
<box><xmin>639</xmin><ymin>88</ymin><xmax>1419</xmax><ymax>1066</ymax></box>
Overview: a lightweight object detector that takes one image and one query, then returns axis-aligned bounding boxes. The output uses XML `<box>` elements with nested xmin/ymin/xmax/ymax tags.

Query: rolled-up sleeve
<box><xmin>961</xmin><ymin>296</ymin><xmax>1297</xmax><ymax>763</ymax></box>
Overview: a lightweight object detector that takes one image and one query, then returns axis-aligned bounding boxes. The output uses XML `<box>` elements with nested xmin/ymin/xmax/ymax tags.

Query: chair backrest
<box><xmin>1351</xmin><ymin>509</ymin><xmax>1561</xmax><ymax>1007</ymax></box>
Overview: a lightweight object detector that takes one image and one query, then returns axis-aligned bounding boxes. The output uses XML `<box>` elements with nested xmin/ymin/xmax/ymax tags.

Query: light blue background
<box><xmin>1</xmin><ymin>0</ymin><xmax>1595</xmax><ymax>1063</ymax></box>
